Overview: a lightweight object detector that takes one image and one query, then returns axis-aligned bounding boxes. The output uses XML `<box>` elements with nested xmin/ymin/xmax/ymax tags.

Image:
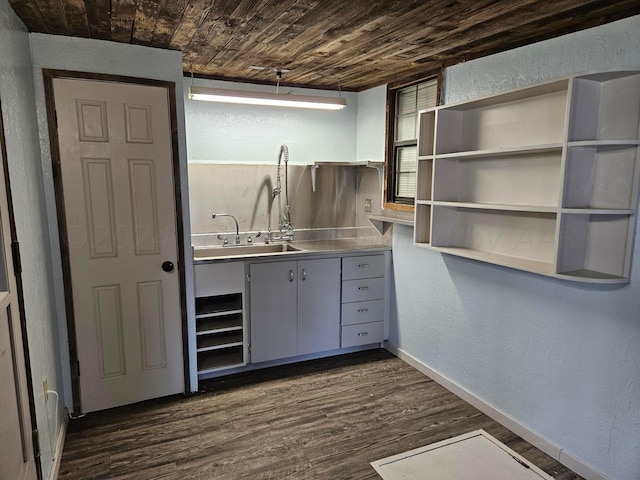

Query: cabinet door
<box><xmin>297</xmin><ymin>258</ymin><xmax>341</xmax><ymax>355</ymax></box>
<box><xmin>250</xmin><ymin>261</ymin><xmax>298</xmax><ymax>363</ymax></box>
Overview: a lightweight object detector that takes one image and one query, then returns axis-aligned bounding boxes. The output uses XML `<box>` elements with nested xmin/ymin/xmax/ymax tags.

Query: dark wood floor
<box><xmin>58</xmin><ymin>349</ymin><xmax>582</xmax><ymax>479</ymax></box>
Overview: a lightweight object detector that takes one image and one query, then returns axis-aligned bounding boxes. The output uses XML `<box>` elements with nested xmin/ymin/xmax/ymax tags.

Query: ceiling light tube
<box><xmin>188</xmin><ymin>86</ymin><xmax>347</xmax><ymax>110</ymax></box>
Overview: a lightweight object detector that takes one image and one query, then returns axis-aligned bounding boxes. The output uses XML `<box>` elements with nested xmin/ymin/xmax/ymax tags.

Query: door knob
<box><xmin>162</xmin><ymin>261</ymin><xmax>174</xmax><ymax>273</ymax></box>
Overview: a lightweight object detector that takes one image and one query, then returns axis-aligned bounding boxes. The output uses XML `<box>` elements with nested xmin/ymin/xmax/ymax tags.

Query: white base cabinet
<box><xmin>415</xmin><ymin>70</ymin><xmax>640</xmax><ymax>283</ymax></box>
<box><xmin>249</xmin><ymin>258</ymin><xmax>341</xmax><ymax>363</ymax></box>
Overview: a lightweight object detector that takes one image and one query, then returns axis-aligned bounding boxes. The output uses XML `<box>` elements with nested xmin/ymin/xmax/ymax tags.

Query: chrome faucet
<box><xmin>212</xmin><ymin>213</ymin><xmax>240</xmax><ymax>245</ymax></box>
<box><xmin>268</xmin><ymin>144</ymin><xmax>294</xmax><ymax>242</ymax></box>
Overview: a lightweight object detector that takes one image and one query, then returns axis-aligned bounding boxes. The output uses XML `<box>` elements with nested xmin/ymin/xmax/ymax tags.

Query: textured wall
<box><xmin>28</xmin><ymin>33</ymin><xmax>194</xmax><ymax>399</ymax></box>
<box><xmin>0</xmin><ymin>2</ymin><xmax>64</xmax><ymax>478</ymax></box>
<box><xmin>391</xmin><ymin>15</ymin><xmax>640</xmax><ymax>480</ymax></box>
<box><xmin>184</xmin><ymin>79</ymin><xmax>357</xmax><ymax>164</ymax></box>
<box><xmin>356</xmin><ymin>85</ymin><xmax>386</xmax><ymax>162</ymax></box>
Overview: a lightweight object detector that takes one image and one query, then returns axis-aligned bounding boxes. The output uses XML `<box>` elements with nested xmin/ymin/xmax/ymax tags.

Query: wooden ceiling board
<box><xmin>60</xmin><ymin>0</ymin><xmax>91</xmax><ymax>38</ymax></box>
<box><xmin>84</xmin><ymin>0</ymin><xmax>111</xmax><ymax>40</ymax></box>
<box><xmin>8</xmin><ymin>0</ymin><xmax>640</xmax><ymax>91</ymax></box>
<box><xmin>150</xmin><ymin>0</ymin><xmax>189</xmax><ymax>47</ymax></box>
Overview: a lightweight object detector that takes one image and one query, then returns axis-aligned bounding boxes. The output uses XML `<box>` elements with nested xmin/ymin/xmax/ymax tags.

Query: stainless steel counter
<box><xmin>193</xmin><ymin>237</ymin><xmax>391</xmax><ymax>263</ymax></box>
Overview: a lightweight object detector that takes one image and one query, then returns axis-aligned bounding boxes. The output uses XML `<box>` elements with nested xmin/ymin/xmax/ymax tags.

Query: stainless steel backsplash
<box><xmin>189</xmin><ymin>163</ymin><xmax>385</xmax><ymax>246</ymax></box>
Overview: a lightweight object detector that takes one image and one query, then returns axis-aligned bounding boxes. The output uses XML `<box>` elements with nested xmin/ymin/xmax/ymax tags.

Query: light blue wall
<box><xmin>28</xmin><ymin>33</ymin><xmax>195</xmax><ymax>400</ymax></box>
<box><xmin>356</xmin><ymin>85</ymin><xmax>386</xmax><ymax>162</ymax></box>
<box><xmin>184</xmin><ymin>78</ymin><xmax>358</xmax><ymax>164</ymax></box>
<box><xmin>391</xmin><ymin>15</ymin><xmax>640</xmax><ymax>480</ymax></box>
<box><xmin>0</xmin><ymin>2</ymin><xmax>65</xmax><ymax>478</ymax></box>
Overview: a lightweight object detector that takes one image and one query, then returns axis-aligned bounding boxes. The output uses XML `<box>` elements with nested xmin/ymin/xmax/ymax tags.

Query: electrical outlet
<box><xmin>43</xmin><ymin>378</ymin><xmax>48</xmax><ymax>403</ymax></box>
<box><xmin>364</xmin><ymin>198</ymin><xmax>372</xmax><ymax>213</ymax></box>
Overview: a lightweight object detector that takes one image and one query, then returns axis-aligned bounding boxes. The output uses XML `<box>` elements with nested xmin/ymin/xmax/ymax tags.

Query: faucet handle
<box><xmin>217</xmin><ymin>234</ymin><xmax>228</xmax><ymax>246</ymax></box>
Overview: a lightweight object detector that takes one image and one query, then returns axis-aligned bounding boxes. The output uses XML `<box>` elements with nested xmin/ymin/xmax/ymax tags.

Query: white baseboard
<box><xmin>384</xmin><ymin>341</ymin><xmax>609</xmax><ymax>480</ymax></box>
<box><xmin>49</xmin><ymin>411</ymin><xmax>68</xmax><ymax>480</ymax></box>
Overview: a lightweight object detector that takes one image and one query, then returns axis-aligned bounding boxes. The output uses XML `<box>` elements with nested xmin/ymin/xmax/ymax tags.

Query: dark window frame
<box><xmin>384</xmin><ymin>71</ymin><xmax>442</xmax><ymax>211</ymax></box>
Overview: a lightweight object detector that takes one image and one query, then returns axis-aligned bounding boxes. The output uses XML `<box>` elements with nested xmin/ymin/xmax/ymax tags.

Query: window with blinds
<box><xmin>390</xmin><ymin>77</ymin><xmax>439</xmax><ymax>203</ymax></box>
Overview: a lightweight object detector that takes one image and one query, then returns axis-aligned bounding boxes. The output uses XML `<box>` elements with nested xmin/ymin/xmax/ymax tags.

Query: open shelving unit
<box><xmin>195</xmin><ymin>292</ymin><xmax>244</xmax><ymax>373</ymax></box>
<box><xmin>415</xmin><ymin>70</ymin><xmax>640</xmax><ymax>283</ymax></box>
<box><xmin>193</xmin><ymin>262</ymin><xmax>247</xmax><ymax>379</ymax></box>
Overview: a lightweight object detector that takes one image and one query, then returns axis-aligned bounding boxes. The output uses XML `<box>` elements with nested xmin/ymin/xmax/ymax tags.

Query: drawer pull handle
<box><xmin>358</xmin><ymin>264</ymin><xmax>369</xmax><ymax>268</ymax></box>
<box><xmin>357</xmin><ymin>308</ymin><xmax>369</xmax><ymax>313</ymax></box>
<box><xmin>357</xmin><ymin>332</ymin><xmax>369</xmax><ymax>336</ymax></box>
<box><xmin>358</xmin><ymin>286</ymin><xmax>369</xmax><ymax>291</ymax></box>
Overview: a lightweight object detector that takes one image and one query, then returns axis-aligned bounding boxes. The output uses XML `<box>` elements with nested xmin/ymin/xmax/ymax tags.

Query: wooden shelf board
<box><xmin>368</xmin><ymin>214</ymin><xmax>414</xmax><ymax>234</ymax></box>
<box><xmin>197</xmin><ymin>341</ymin><xmax>244</xmax><ymax>353</ymax></box>
<box><xmin>433</xmin><ymin>201</ymin><xmax>557</xmax><ymax>213</ymax></box>
<box><xmin>195</xmin><ymin>309</ymin><xmax>242</xmax><ymax>319</ymax></box>
<box><xmin>442</xmin><ymin>79</ymin><xmax>569</xmax><ymax>111</ymax></box>
<box><xmin>556</xmin><ymin>269</ymin><xmax>628</xmax><ymax>283</ymax></box>
<box><xmin>196</xmin><ymin>316</ymin><xmax>243</xmax><ymax>333</ymax></box>
<box><xmin>197</xmin><ymin>350</ymin><xmax>244</xmax><ymax>373</ymax></box>
<box><xmin>568</xmin><ymin>140</ymin><xmax>640</xmax><ymax>148</ymax></box>
<box><xmin>434</xmin><ymin>247</ymin><xmax>556</xmax><ymax>277</ymax></box>
<box><xmin>435</xmin><ymin>143</ymin><xmax>563</xmax><ymax>160</ymax></box>
<box><xmin>196</xmin><ymin>326</ymin><xmax>243</xmax><ymax>336</ymax></box>
<box><xmin>560</xmin><ymin>208</ymin><xmax>635</xmax><ymax>215</ymax></box>
<box><xmin>195</xmin><ymin>293</ymin><xmax>242</xmax><ymax>316</ymax></box>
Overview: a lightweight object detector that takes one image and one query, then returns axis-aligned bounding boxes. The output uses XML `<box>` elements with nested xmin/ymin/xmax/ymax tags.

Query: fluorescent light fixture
<box><xmin>188</xmin><ymin>86</ymin><xmax>347</xmax><ymax>110</ymax></box>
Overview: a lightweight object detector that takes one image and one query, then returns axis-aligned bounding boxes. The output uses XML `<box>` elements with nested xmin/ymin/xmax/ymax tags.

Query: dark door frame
<box><xmin>0</xmin><ymin>100</ymin><xmax>42</xmax><ymax>478</ymax></box>
<box><xmin>43</xmin><ymin>69</ymin><xmax>189</xmax><ymax>417</ymax></box>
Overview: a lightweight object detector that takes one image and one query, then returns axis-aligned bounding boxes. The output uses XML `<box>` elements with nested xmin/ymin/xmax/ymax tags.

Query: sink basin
<box><xmin>194</xmin><ymin>243</ymin><xmax>300</xmax><ymax>259</ymax></box>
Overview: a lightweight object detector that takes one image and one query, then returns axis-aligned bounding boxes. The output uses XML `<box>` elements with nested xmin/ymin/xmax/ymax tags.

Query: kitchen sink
<box><xmin>193</xmin><ymin>243</ymin><xmax>300</xmax><ymax>259</ymax></box>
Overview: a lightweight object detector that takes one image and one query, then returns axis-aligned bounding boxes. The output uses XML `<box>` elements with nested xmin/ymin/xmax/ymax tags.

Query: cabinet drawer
<box><xmin>342</xmin><ymin>255</ymin><xmax>385</xmax><ymax>280</ymax></box>
<box><xmin>341</xmin><ymin>322</ymin><xmax>383</xmax><ymax>347</ymax></box>
<box><xmin>195</xmin><ymin>262</ymin><xmax>244</xmax><ymax>297</ymax></box>
<box><xmin>341</xmin><ymin>300</ymin><xmax>384</xmax><ymax>326</ymax></box>
<box><xmin>341</xmin><ymin>278</ymin><xmax>385</xmax><ymax>303</ymax></box>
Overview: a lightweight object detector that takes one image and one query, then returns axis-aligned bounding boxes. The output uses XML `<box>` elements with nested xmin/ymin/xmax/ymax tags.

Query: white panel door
<box><xmin>297</xmin><ymin>258</ymin><xmax>341</xmax><ymax>355</ymax></box>
<box><xmin>249</xmin><ymin>261</ymin><xmax>298</xmax><ymax>363</ymax></box>
<box><xmin>0</xmin><ymin>104</ymin><xmax>36</xmax><ymax>479</ymax></box>
<box><xmin>53</xmin><ymin>78</ymin><xmax>183</xmax><ymax>413</ymax></box>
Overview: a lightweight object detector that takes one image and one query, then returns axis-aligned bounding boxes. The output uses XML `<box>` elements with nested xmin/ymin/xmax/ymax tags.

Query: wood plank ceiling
<box><xmin>9</xmin><ymin>0</ymin><xmax>640</xmax><ymax>91</ymax></box>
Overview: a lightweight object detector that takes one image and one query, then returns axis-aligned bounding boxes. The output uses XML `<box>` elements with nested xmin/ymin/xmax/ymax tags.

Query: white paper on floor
<box><xmin>371</xmin><ymin>430</ymin><xmax>554</xmax><ymax>480</ymax></box>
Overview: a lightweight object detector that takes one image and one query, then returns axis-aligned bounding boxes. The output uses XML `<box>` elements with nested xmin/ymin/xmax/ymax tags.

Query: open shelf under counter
<box><xmin>432</xmin><ymin>246</ymin><xmax>557</xmax><ymax>278</ymax></box>
<box><xmin>196</xmin><ymin>331</ymin><xmax>244</xmax><ymax>352</ymax></box>
<box><xmin>196</xmin><ymin>314</ymin><xmax>243</xmax><ymax>334</ymax></box>
<box><xmin>195</xmin><ymin>292</ymin><xmax>242</xmax><ymax>316</ymax></box>
<box><xmin>197</xmin><ymin>347</ymin><xmax>244</xmax><ymax>374</ymax></box>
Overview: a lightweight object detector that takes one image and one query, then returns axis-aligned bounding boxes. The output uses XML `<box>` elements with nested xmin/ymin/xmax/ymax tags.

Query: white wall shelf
<box><xmin>415</xmin><ymin>71</ymin><xmax>640</xmax><ymax>283</ymax></box>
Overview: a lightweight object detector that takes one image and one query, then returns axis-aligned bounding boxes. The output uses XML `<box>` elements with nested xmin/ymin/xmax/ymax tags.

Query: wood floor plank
<box><xmin>58</xmin><ymin>349</ymin><xmax>583</xmax><ymax>479</ymax></box>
